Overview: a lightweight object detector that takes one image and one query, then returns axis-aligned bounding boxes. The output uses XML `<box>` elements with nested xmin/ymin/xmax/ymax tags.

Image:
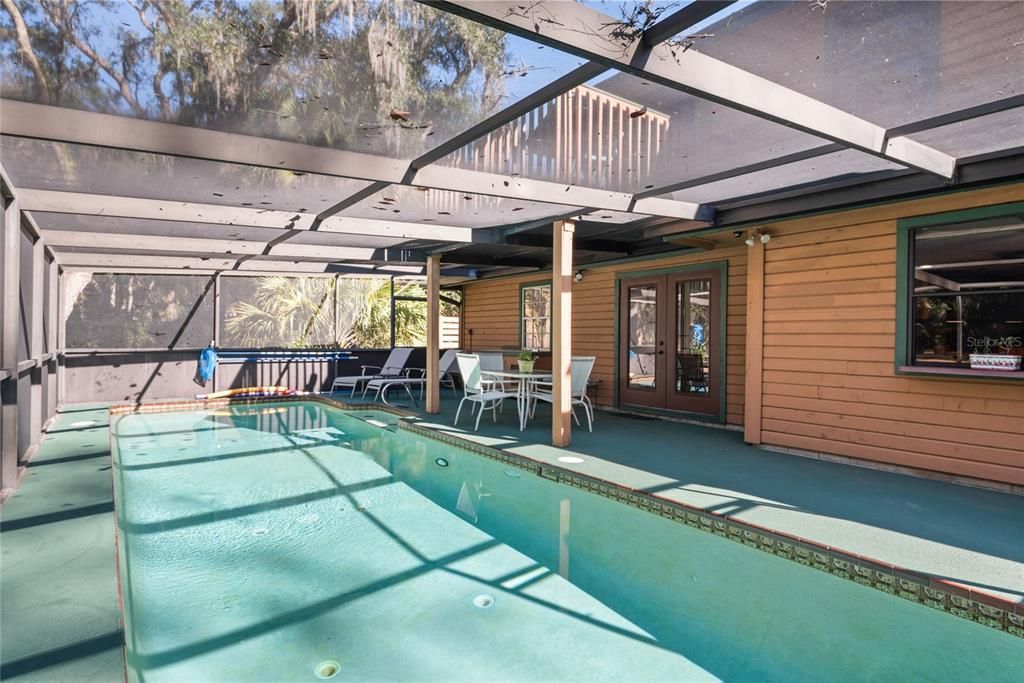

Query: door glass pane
<box><xmin>676</xmin><ymin>280</ymin><xmax>711</xmax><ymax>394</ymax></box>
<box><xmin>628</xmin><ymin>285</ymin><xmax>658</xmax><ymax>389</ymax></box>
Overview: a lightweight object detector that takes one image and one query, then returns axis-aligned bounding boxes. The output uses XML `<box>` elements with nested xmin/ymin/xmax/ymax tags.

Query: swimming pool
<box><xmin>111</xmin><ymin>400</ymin><xmax>1022</xmax><ymax>681</ymax></box>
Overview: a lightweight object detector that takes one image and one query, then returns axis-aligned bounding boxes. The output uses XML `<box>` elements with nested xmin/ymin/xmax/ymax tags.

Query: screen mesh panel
<box><xmin>0</xmin><ymin>2</ymin><xmax>584</xmax><ymax>159</ymax></box>
<box><xmin>341</xmin><ymin>185</ymin><xmax>577</xmax><ymax>228</ymax></box>
<box><xmin>696</xmin><ymin>0</ymin><xmax>1024</xmax><ymax>129</ymax></box>
<box><xmin>662</xmin><ymin>149</ymin><xmax>905</xmax><ymax>205</ymax></box>
<box><xmin>0</xmin><ymin>136</ymin><xmax>371</xmax><ymax>214</ymax></box>
<box><xmin>438</xmin><ymin>70</ymin><xmax>827</xmax><ymax>193</ymax></box>
<box><xmin>908</xmin><ymin>109</ymin><xmax>1024</xmax><ymax>159</ymax></box>
<box><xmin>64</xmin><ymin>273</ymin><xmax>215</xmax><ymax>349</ymax></box>
<box><xmin>219</xmin><ymin>275</ymin><xmax>336</xmax><ymax>348</ymax></box>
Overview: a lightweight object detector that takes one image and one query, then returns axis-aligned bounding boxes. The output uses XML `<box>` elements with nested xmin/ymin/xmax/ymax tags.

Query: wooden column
<box><xmin>744</xmin><ymin>238</ymin><xmax>766</xmax><ymax>444</ymax></box>
<box><xmin>425</xmin><ymin>254</ymin><xmax>441</xmax><ymax>414</ymax></box>
<box><xmin>1</xmin><ymin>196</ymin><xmax>20</xmax><ymax>491</ymax></box>
<box><xmin>551</xmin><ymin>219</ymin><xmax>575</xmax><ymax>447</ymax></box>
<box><xmin>29</xmin><ymin>237</ymin><xmax>45</xmax><ymax>442</ymax></box>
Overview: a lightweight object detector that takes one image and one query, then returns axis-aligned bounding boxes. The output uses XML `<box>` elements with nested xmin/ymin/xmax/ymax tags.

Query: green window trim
<box><xmin>896</xmin><ymin>200</ymin><xmax>1024</xmax><ymax>379</ymax></box>
<box><xmin>519</xmin><ymin>279</ymin><xmax>552</xmax><ymax>351</ymax></box>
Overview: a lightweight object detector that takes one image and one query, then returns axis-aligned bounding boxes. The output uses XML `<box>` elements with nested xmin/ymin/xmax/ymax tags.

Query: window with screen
<box><xmin>521</xmin><ymin>283</ymin><xmax>552</xmax><ymax>351</ymax></box>
<box><xmin>905</xmin><ymin>207</ymin><xmax>1024</xmax><ymax>372</ymax></box>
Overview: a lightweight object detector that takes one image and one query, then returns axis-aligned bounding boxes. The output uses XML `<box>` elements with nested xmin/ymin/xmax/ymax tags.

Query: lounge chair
<box><xmin>364</xmin><ymin>371</ymin><xmax>425</xmax><ymax>405</ymax></box>
<box><xmin>330</xmin><ymin>347</ymin><xmax>413</xmax><ymax>396</ymax></box>
<box><xmin>453</xmin><ymin>353</ymin><xmax>517</xmax><ymax>431</ymax></box>
<box><xmin>363</xmin><ymin>349</ymin><xmax>463</xmax><ymax>405</ymax></box>
<box><xmin>405</xmin><ymin>349</ymin><xmax>461</xmax><ymax>398</ymax></box>
<box><xmin>530</xmin><ymin>356</ymin><xmax>596</xmax><ymax>431</ymax></box>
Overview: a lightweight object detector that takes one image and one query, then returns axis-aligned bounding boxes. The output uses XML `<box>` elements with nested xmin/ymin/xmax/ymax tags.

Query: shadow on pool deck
<box><xmin>0</xmin><ymin>403</ymin><xmax>124</xmax><ymax>682</ymax></box>
<box><xmin>361</xmin><ymin>393</ymin><xmax>1024</xmax><ymax>603</ymax></box>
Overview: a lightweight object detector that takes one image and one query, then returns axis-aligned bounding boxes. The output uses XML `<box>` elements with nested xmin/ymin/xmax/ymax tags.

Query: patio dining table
<box><xmin>481</xmin><ymin>369</ymin><xmax>553</xmax><ymax>431</ymax></box>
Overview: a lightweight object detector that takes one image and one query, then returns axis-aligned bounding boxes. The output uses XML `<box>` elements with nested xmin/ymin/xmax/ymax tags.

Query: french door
<box><xmin>617</xmin><ymin>268</ymin><xmax>722</xmax><ymax>417</ymax></box>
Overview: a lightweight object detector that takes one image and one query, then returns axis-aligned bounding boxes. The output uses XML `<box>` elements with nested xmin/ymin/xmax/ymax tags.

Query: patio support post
<box><xmin>426</xmin><ymin>254</ymin><xmax>441</xmax><ymax>414</ymax></box>
<box><xmin>744</xmin><ymin>237</ymin><xmax>766</xmax><ymax>444</ymax></box>
<box><xmin>212</xmin><ymin>273</ymin><xmax>221</xmax><ymax>392</ymax></box>
<box><xmin>46</xmin><ymin>258</ymin><xmax>59</xmax><ymax>420</ymax></box>
<box><xmin>56</xmin><ymin>266</ymin><xmax>65</xmax><ymax>407</ymax></box>
<box><xmin>551</xmin><ymin>219</ymin><xmax>575</xmax><ymax>447</ymax></box>
<box><xmin>1</xmin><ymin>196</ymin><xmax>20</xmax><ymax>491</ymax></box>
<box><xmin>29</xmin><ymin>235</ymin><xmax>45</xmax><ymax>442</ymax></box>
<box><xmin>389</xmin><ymin>276</ymin><xmax>396</xmax><ymax>350</ymax></box>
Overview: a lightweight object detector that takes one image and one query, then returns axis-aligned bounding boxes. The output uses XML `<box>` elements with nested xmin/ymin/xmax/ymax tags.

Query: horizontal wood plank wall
<box><xmin>758</xmin><ymin>183</ymin><xmax>1024</xmax><ymax>486</ymax></box>
<box><xmin>461</xmin><ymin>244</ymin><xmax>748</xmax><ymax>426</ymax></box>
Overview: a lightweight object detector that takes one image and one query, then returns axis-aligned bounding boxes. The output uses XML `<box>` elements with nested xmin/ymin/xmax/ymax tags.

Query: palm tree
<box><xmin>347</xmin><ymin>279</ymin><xmax>428</xmax><ymax>347</ymax></box>
<box><xmin>224</xmin><ymin>275</ymin><xmax>431</xmax><ymax>349</ymax></box>
<box><xmin>224</xmin><ymin>275</ymin><xmax>335</xmax><ymax>347</ymax></box>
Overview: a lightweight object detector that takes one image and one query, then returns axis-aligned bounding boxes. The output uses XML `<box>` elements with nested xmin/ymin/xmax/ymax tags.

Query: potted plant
<box><xmin>517</xmin><ymin>349</ymin><xmax>535</xmax><ymax>374</ymax></box>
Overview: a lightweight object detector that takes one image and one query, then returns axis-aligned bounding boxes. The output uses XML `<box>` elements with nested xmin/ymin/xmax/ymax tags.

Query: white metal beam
<box><xmin>422</xmin><ymin>1</ymin><xmax>957</xmax><ymax>179</ymax></box>
<box><xmin>17</xmin><ymin>189</ymin><xmax>477</xmax><ymax>241</ymax></box>
<box><xmin>1</xmin><ymin>101</ymin><xmax>710</xmax><ymax>220</ymax></box>
<box><xmin>39</xmin><ymin>230</ymin><xmax>380</xmax><ymax>261</ymax></box>
<box><xmin>55</xmin><ymin>253</ymin><xmax>238</xmax><ymax>270</ymax></box>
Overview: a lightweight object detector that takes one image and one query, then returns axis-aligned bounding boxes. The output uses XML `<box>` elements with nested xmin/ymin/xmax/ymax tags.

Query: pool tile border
<box><xmin>108</xmin><ymin>396</ymin><xmax>1023</xmax><ymax>639</ymax></box>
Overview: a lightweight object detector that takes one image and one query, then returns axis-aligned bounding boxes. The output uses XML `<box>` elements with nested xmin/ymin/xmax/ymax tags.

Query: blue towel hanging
<box><xmin>193</xmin><ymin>344</ymin><xmax>218</xmax><ymax>387</ymax></box>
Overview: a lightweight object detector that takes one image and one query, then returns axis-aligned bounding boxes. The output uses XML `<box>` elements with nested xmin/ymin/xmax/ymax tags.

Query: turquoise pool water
<box><xmin>111</xmin><ymin>401</ymin><xmax>1022</xmax><ymax>682</ymax></box>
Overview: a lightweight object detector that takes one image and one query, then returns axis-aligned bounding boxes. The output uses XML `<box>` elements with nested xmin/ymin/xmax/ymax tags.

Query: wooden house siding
<box><xmin>461</xmin><ymin>245</ymin><xmax>748</xmax><ymax>426</ymax></box>
<box><xmin>755</xmin><ymin>183</ymin><xmax>1024</xmax><ymax>486</ymax></box>
<box><xmin>459</xmin><ymin>183</ymin><xmax>1024</xmax><ymax>486</ymax></box>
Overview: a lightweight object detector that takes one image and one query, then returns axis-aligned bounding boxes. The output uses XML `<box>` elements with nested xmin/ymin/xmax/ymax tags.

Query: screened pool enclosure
<box><xmin>2</xmin><ymin>0</ymin><xmax>1024</xmax><ymax>481</ymax></box>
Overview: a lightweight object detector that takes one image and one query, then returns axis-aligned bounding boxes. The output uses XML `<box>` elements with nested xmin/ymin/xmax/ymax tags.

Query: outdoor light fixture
<box><xmin>574</xmin><ymin>270</ymin><xmax>584</xmax><ymax>282</ymax></box>
<box><xmin>745</xmin><ymin>231</ymin><xmax>771</xmax><ymax>246</ymax></box>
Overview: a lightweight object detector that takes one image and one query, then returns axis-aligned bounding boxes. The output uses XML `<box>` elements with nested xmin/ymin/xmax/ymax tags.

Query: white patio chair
<box><xmin>330</xmin><ymin>347</ymin><xmax>413</xmax><ymax>396</ymax></box>
<box><xmin>364</xmin><ymin>369</ymin><xmax>425</xmax><ymax>405</ymax></box>
<box><xmin>476</xmin><ymin>351</ymin><xmax>512</xmax><ymax>394</ymax></box>
<box><xmin>454</xmin><ymin>353</ymin><xmax>517</xmax><ymax>431</ymax></box>
<box><xmin>530</xmin><ymin>356</ymin><xmax>596</xmax><ymax>431</ymax></box>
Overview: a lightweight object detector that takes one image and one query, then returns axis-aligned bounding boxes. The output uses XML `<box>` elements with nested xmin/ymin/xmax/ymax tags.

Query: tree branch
<box><xmin>127</xmin><ymin>0</ymin><xmax>172</xmax><ymax>119</ymax></box>
<box><xmin>1</xmin><ymin>0</ymin><xmax>51</xmax><ymax>102</ymax></box>
<box><xmin>41</xmin><ymin>0</ymin><xmax>147</xmax><ymax>116</ymax></box>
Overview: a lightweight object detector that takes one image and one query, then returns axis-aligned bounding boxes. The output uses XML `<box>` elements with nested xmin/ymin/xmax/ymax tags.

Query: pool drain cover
<box><xmin>472</xmin><ymin>594</ymin><xmax>495</xmax><ymax>609</ymax></box>
<box><xmin>315</xmin><ymin>660</ymin><xmax>340</xmax><ymax>679</ymax></box>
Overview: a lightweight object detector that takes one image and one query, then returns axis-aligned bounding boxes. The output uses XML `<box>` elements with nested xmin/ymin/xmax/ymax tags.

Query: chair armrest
<box><xmin>405</xmin><ymin>368</ymin><xmax>427</xmax><ymax>378</ymax></box>
<box><xmin>361</xmin><ymin>365</ymin><xmax>382</xmax><ymax>375</ymax></box>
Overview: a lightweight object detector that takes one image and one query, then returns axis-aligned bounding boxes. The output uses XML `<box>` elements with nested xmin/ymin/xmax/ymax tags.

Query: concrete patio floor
<box><xmin>1</xmin><ymin>397</ymin><xmax>1021</xmax><ymax>680</ymax></box>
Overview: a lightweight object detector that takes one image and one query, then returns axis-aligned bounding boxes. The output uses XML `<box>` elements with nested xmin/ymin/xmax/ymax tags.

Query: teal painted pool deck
<box><xmin>1</xmin><ymin>404</ymin><xmax>123</xmax><ymax>681</ymax></box>
<box><xmin>1</xmin><ymin>397</ymin><xmax>1021</xmax><ymax>680</ymax></box>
